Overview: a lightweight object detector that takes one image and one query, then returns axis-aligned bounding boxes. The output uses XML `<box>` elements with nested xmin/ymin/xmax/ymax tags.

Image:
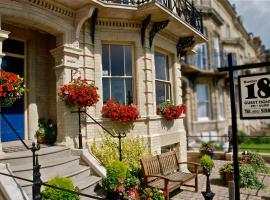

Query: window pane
<box><xmin>197</xmin><ymin>84</ymin><xmax>210</xmax><ymax>119</ymax></box>
<box><xmin>3</xmin><ymin>39</ymin><xmax>24</xmax><ymax>55</ymax></box>
<box><xmin>198</xmin><ymin>102</ymin><xmax>208</xmax><ymax>118</ymax></box>
<box><xmin>156</xmin><ymin>81</ymin><xmax>165</xmax><ymax>105</ymax></box>
<box><xmin>102</xmin><ymin>44</ymin><xmax>110</xmax><ymax>76</ymax></box>
<box><xmin>125</xmin><ymin>46</ymin><xmax>132</xmax><ymax>76</ymax></box>
<box><xmin>197</xmin><ymin>85</ymin><xmax>209</xmax><ymax>102</ymax></box>
<box><xmin>126</xmin><ymin>78</ymin><xmax>133</xmax><ymax>105</ymax></box>
<box><xmin>165</xmin><ymin>83</ymin><xmax>171</xmax><ymax>102</ymax></box>
<box><xmin>111</xmin><ymin>45</ymin><xmax>124</xmax><ymax>76</ymax></box>
<box><xmin>102</xmin><ymin>78</ymin><xmax>110</xmax><ymax>103</ymax></box>
<box><xmin>111</xmin><ymin>78</ymin><xmax>125</xmax><ymax>104</ymax></box>
<box><xmin>155</xmin><ymin>52</ymin><xmax>167</xmax><ymax>80</ymax></box>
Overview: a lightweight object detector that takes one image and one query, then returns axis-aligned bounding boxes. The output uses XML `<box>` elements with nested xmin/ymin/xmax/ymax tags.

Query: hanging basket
<box><xmin>0</xmin><ymin>70</ymin><xmax>25</xmax><ymax>108</ymax></box>
<box><xmin>58</xmin><ymin>77</ymin><xmax>99</xmax><ymax>108</ymax></box>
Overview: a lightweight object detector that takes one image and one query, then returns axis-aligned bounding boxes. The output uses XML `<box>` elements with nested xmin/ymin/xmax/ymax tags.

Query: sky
<box><xmin>229</xmin><ymin>0</ymin><xmax>270</xmax><ymax>49</ymax></box>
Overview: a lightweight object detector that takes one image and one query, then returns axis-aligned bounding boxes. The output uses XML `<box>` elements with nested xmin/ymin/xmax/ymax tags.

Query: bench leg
<box><xmin>195</xmin><ymin>175</ymin><xmax>198</xmax><ymax>192</ymax></box>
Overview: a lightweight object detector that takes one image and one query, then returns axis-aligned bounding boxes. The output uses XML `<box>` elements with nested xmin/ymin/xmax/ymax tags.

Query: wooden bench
<box><xmin>140</xmin><ymin>151</ymin><xmax>199</xmax><ymax>200</ymax></box>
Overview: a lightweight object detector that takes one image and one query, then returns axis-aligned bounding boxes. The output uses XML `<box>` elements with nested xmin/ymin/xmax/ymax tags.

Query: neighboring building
<box><xmin>0</xmin><ymin>0</ymin><xmax>206</xmax><ymax>160</ymax></box>
<box><xmin>182</xmin><ymin>0</ymin><xmax>266</xmax><ymax>149</ymax></box>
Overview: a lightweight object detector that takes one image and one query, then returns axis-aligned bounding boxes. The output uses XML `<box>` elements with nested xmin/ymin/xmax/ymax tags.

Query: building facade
<box><xmin>182</xmin><ymin>0</ymin><xmax>265</xmax><ymax>149</ymax></box>
<box><xmin>0</xmin><ymin>0</ymin><xmax>206</xmax><ymax>160</ymax></box>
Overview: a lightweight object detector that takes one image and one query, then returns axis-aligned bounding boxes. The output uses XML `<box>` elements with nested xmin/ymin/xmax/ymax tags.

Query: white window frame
<box><xmin>213</xmin><ymin>34</ymin><xmax>221</xmax><ymax>68</ymax></box>
<box><xmin>154</xmin><ymin>51</ymin><xmax>172</xmax><ymax>106</ymax></box>
<box><xmin>196</xmin><ymin>84</ymin><xmax>211</xmax><ymax>121</ymax></box>
<box><xmin>102</xmin><ymin>44</ymin><xmax>134</xmax><ymax>105</ymax></box>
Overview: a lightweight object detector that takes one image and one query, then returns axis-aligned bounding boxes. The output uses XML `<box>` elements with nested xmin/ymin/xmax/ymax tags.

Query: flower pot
<box><xmin>226</xmin><ymin>172</ymin><xmax>234</xmax><ymax>182</ymax></box>
<box><xmin>36</xmin><ymin>133</ymin><xmax>45</xmax><ymax>144</ymax></box>
<box><xmin>107</xmin><ymin>192</ymin><xmax>123</xmax><ymax>200</ymax></box>
<box><xmin>208</xmin><ymin>152</ymin><xmax>214</xmax><ymax>159</ymax></box>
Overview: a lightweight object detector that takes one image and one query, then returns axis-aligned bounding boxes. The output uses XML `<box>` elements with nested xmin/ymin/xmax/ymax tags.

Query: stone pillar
<box><xmin>50</xmin><ymin>44</ymin><xmax>83</xmax><ymax>148</ymax></box>
<box><xmin>0</xmin><ymin>22</ymin><xmax>10</xmax><ymax>155</ymax></box>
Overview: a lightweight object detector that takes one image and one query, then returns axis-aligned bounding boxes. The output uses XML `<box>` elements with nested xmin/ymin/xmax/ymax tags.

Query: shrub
<box><xmin>248</xmin><ymin>153</ymin><xmax>269</xmax><ymax>174</ymax></box>
<box><xmin>42</xmin><ymin>176</ymin><xmax>80</xmax><ymax>200</ymax></box>
<box><xmin>237</xmin><ymin>130</ymin><xmax>250</xmax><ymax>144</ymax></box>
<box><xmin>239</xmin><ymin>164</ymin><xmax>265</xmax><ymax>189</ymax></box>
<box><xmin>200</xmin><ymin>155</ymin><xmax>214</xmax><ymax>173</ymax></box>
<box><xmin>91</xmin><ymin>134</ymin><xmax>149</xmax><ymax>169</ymax></box>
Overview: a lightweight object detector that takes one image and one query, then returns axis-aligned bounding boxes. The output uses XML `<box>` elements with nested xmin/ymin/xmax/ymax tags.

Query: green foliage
<box><xmin>140</xmin><ymin>187</ymin><xmax>165</xmax><ymax>200</ymax></box>
<box><xmin>91</xmin><ymin>134</ymin><xmax>149</xmax><ymax>169</ymax></box>
<box><xmin>42</xmin><ymin>176</ymin><xmax>80</xmax><ymax>200</ymax></box>
<box><xmin>237</xmin><ymin>130</ymin><xmax>270</xmax><ymax>145</ymax></box>
<box><xmin>249</xmin><ymin>153</ymin><xmax>270</xmax><ymax>174</ymax></box>
<box><xmin>239</xmin><ymin>164</ymin><xmax>265</xmax><ymax>189</ymax></box>
<box><xmin>237</xmin><ymin>130</ymin><xmax>250</xmax><ymax>144</ymax></box>
<box><xmin>104</xmin><ymin>161</ymin><xmax>128</xmax><ymax>193</ymax></box>
<box><xmin>219</xmin><ymin>163</ymin><xmax>234</xmax><ymax>184</ymax></box>
<box><xmin>200</xmin><ymin>155</ymin><xmax>214</xmax><ymax>172</ymax></box>
<box><xmin>199</xmin><ymin>141</ymin><xmax>215</xmax><ymax>156</ymax></box>
<box><xmin>36</xmin><ymin>119</ymin><xmax>57</xmax><ymax>144</ymax></box>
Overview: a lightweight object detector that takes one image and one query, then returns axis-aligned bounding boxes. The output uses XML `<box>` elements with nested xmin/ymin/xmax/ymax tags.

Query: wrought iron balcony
<box><xmin>99</xmin><ymin>0</ymin><xmax>204</xmax><ymax>34</ymax></box>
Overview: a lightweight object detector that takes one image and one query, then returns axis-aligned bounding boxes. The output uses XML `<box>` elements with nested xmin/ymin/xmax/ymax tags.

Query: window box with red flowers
<box><xmin>58</xmin><ymin>77</ymin><xmax>99</xmax><ymax>108</ymax></box>
<box><xmin>0</xmin><ymin>70</ymin><xmax>25</xmax><ymax>107</ymax></box>
<box><xmin>101</xmin><ymin>99</ymin><xmax>139</xmax><ymax>122</ymax></box>
<box><xmin>157</xmin><ymin>101</ymin><xmax>186</xmax><ymax>120</ymax></box>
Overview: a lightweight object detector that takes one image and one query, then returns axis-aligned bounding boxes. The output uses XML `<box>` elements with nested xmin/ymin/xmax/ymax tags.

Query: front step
<box><xmin>0</xmin><ymin>146</ymin><xmax>105</xmax><ymax>199</ymax></box>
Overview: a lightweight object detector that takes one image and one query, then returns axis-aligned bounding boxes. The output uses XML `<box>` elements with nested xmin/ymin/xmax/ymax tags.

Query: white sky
<box><xmin>229</xmin><ymin>0</ymin><xmax>270</xmax><ymax>49</ymax></box>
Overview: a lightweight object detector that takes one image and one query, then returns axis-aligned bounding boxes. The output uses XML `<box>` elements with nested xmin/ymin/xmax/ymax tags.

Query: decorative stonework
<box><xmin>25</xmin><ymin>0</ymin><xmax>75</xmax><ymax>18</ymax></box>
<box><xmin>149</xmin><ymin>20</ymin><xmax>169</xmax><ymax>48</ymax></box>
<box><xmin>141</xmin><ymin>15</ymin><xmax>151</xmax><ymax>46</ymax></box>
<box><xmin>177</xmin><ymin>36</ymin><xmax>195</xmax><ymax>57</ymax></box>
<box><xmin>96</xmin><ymin>19</ymin><xmax>141</xmax><ymax>28</ymax></box>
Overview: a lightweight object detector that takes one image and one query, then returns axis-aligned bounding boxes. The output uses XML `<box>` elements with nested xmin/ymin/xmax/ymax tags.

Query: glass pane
<box><xmin>165</xmin><ymin>83</ymin><xmax>171</xmax><ymax>102</ymax></box>
<box><xmin>198</xmin><ymin>102</ymin><xmax>208</xmax><ymax>118</ymax></box>
<box><xmin>102</xmin><ymin>44</ymin><xmax>110</xmax><ymax>76</ymax></box>
<box><xmin>156</xmin><ymin>81</ymin><xmax>165</xmax><ymax>105</ymax></box>
<box><xmin>111</xmin><ymin>78</ymin><xmax>125</xmax><ymax>104</ymax></box>
<box><xmin>111</xmin><ymin>45</ymin><xmax>124</xmax><ymax>76</ymax></box>
<box><xmin>155</xmin><ymin>52</ymin><xmax>167</xmax><ymax>80</ymax></box>
<box><xmin>102</xmin><ymin>78</ymin><xmax>110</xmax><ymax>103</ymax></box>
<box><xmin>1</xmin><ymin>56</ymin><xmax>24</xmax><ymax>76</ymax></box>
<box><xmin>3</xmin><ymin>39</ymin><xmax>24</xmax><ymax>55</ymax></box>
<box><xmin>125</xmin><ymin>78</ymin><xmax>133</xmax><ymax>105</ymax></box>
<box><xmin>197</xmin><ymin>84</ymin><xmax>209</xmax><ymax>102</ymax></box>
<box><xmin>125</xmin><ymin>46</ymin><xmax>132</xmax><ymax>76</ymax></box>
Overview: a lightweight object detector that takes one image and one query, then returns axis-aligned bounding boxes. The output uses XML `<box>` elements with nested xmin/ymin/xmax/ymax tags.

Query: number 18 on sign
<box><xmin>239</xmin><ymin>73</ymin><xmax>270</xmax><ymax>119</ymax></box>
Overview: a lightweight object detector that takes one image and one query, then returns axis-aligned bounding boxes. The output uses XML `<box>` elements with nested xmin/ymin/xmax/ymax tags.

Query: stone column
<box><xmin>50</xmin><ymin>44</ymin><xmax>83</xmax><ymax>148</ymax></box>
<box><xmin>0</xmin><ymin>22</ymin><xmax>10</xmax><ymax>155</ymax></box>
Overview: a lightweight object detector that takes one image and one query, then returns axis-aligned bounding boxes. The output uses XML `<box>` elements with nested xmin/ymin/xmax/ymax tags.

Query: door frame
<box><xmin>2</xmin><ymin>37</ymin><xmax>28</xmax><ymax>140</ymax></box>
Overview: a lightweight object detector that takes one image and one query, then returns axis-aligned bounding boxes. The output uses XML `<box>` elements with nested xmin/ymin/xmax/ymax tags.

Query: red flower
<box><xmin>101</xmin><ymin>99</ymin><xmax>139</xmax><ymax>122</ymax></box>
<box><xmin>58</xmin><ymin>77</ymin><xmax>99</xmax><ymax>108</ymax></box>
<box><xmin>157</xmin><ymin>102</ymin><xmax>186</xmax><ymax>120</ymax></box>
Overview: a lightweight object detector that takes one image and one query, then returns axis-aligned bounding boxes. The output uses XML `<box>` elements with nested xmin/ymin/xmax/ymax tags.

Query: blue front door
<box><xmin>1</xmin><ymin>39</ymin><xmax>25</xmax><ymax>142</ymax></box>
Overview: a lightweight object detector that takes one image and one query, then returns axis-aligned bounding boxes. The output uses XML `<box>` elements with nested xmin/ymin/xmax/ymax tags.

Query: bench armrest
<box><xmin>178</xmin><ymin>162</ymin><xmax>200</xmax><ymax>174</ymax></box>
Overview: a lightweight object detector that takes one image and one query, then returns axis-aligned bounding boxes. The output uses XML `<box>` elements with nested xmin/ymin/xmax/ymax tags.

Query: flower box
<box><xmin>58</xmin><ymin>77</ymin><xmax>99</xmax><ymax>108</ymax></box>
<box><xmin>157</xmin><ymin>101</ymin><xmax>186</xmax><ymax>120</ymax></box>
<box><xmin>101</xmin><ymin>99</ymin><xmax>139</xmax><ymax>122</ymax></box>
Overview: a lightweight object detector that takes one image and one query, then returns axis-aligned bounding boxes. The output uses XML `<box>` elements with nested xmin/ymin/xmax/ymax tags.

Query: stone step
<box><xmin>0</xmin><ymin>146</ymin><xmax>70</xmax><ymax>165</ymax></box>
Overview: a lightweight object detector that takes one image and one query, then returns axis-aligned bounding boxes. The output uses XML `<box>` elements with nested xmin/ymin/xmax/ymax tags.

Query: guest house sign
<box><xmin>239</xmin><ymin>73</ymin><xmax>270</xmax><ymax>119</ymax></box>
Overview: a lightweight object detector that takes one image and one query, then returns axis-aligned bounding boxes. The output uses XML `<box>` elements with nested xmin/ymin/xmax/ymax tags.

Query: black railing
<box><xmin>99</xmin><ymin>0</ymin><xmax>203</xmax><ymax>34</ymax></box>
<box><xmin>72</xmin><ymin>109</ymin><xmax>126</xmax><ymax>161</ymax></box>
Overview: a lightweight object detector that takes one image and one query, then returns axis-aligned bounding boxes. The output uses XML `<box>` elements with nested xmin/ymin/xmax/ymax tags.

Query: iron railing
<box><xmin>99</xmin><ymin>0</ymin><xmax>203</xmax><ymax>34</ymax></box>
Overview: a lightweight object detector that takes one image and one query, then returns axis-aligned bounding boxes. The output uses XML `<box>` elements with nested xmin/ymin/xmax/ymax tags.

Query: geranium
<box><xmin>0</xmin><ymin>70</ymin><xmax>25</xmax><ymax>107</ymax></box>
<box><xmin>101</xmin><ymin>99</ymin><xmax>139</xmax><ymax>122</ymax></box>
<box><xmin>157</xmin><ymin>101</ymin><xmax>186</xmax><ymax>120</ymax></box>
<box><xmin>58</xmin><ymin>77</ymin><xmax>99</xmax><ymax>108</ymax></box>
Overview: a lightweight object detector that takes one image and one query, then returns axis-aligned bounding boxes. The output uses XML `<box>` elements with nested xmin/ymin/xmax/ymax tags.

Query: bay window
<box><xmin>102</xmin><ymin>44</ymin><xmax>133</xmax><ymax>104</ymax></box>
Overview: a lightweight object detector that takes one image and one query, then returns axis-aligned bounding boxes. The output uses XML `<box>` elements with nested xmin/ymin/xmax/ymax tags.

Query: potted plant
<box><xmin>101</xmin><ymin>99</ymin><xmax>139</xmax><ymax>122</ymax></box>
<box><xmin>140</xmin><ymin>187</ymin><xmax>165</xmax><ymax>200</ymax></box>
<box><xmin>35</xmin><ymin>119</ymin><xmax>46</xmax><ymax>144</ymax></box>
<box><xmin>157</xmin><ymin>101</ymin><xmax>186</xmax><ymax>120</ymax></box>
<box><xmin>200</xmin><ymin>155</ymin><xmax>214</xmax><ymax>174</ymax></box>
<box><xmin>199</xmin><ymin>142</ymin><xmax>215</xmax><ymax>159</ymax></box>
<box><xmin>0</xmin><ymin>70</ymin><xmax>25</xmax><ymax>107</ymax></box>
<box><xmin>219</xmin><ymin>163</ymin><xmax>234</xmax><ymax>183</ymax></box>
<box><xmin>58</xmin><ymin>77</ymin><xmax>99</xmax><ymax>108</ymax></box>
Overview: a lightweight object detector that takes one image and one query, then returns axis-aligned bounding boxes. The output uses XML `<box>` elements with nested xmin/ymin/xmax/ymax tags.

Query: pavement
<box><xmin>171</xmin><ymin>160</ymin><xmax>270</xmax><ymax>200</ymax></box>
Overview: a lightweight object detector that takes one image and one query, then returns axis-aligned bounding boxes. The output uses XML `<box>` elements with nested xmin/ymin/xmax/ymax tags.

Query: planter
<box><xmin>36</xmin><ymin>132</ymin><xmax>45</xmax><ymax>144</ymax></box>
<box><xmin>226</xmin><ymin>172</ymin><xmax>234</xmax><ymax>182</ymax></box>
<box><xmin>107</xmin><ymin>192</ymin><xmax>123</xmax><ymax>200</ymax></box>
<box><xmin>208</xmin><ymin>152</ymin><xmax>214</xmax><ymax>159</ymax></box>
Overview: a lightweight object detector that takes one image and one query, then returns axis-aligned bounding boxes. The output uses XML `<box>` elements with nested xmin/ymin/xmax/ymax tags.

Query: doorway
<box><xmin>1</xmin><ymin>39</ymin><xmax>25</xmax><ymax>142</ymax></box>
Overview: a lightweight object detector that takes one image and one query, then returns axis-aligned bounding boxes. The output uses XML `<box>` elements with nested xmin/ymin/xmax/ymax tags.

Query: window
<box><xmin>155</xmin><ymin>52</ymin><xmax>171</xmax><ymax>106</ymax></box>
<box><xmin>195</xmin><ymin>43</ymin><xmax>208</xmax><ymax>69</ymax></box>
<box><xmin>217</xmin><ymin>86</ymin><xmax>225</xmax><ymax>120</ymax></box>
<box><xmin>161</xmin><ymin>143</ymin><xmax>179</xmax><ymax>154</ymax></box>
<box><xmin>213</xmin><ymin>34</ymin><xmax>221</xmax><ymax>68</ymax></box>
<box><xmin>102</xmin><ymin>44</ymin><xmax>133</xmax><ymax>104</ymax></box>
<box><xmin>196</xmin><ymin>84</ymin><xmax>211</xmax><ymax>120</ymax></box>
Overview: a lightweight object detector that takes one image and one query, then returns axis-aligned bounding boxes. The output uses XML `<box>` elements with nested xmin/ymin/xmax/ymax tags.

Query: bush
<box><xmin>91</xmin><ymin>134</ymin><xmax>149</xmax><ymax>169</ymax></box>
<box><xmin>239</xmin><ymin>164</ymin><xmax>265</xmax><ymax>189</ymax></box>
<box><xmin>248</xmin><ymin>153</ymin><xmax>270</xmax><ymax>174</ymax></box>
<box><xmin>42</xmin><ymin>176</ymin><xmax>80</xmax><ymax>200</ymax></box>
<box><xmin>237</xmin><ymin>130</ymin><xmax>250</xmax><ymax>144</ymax></box>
